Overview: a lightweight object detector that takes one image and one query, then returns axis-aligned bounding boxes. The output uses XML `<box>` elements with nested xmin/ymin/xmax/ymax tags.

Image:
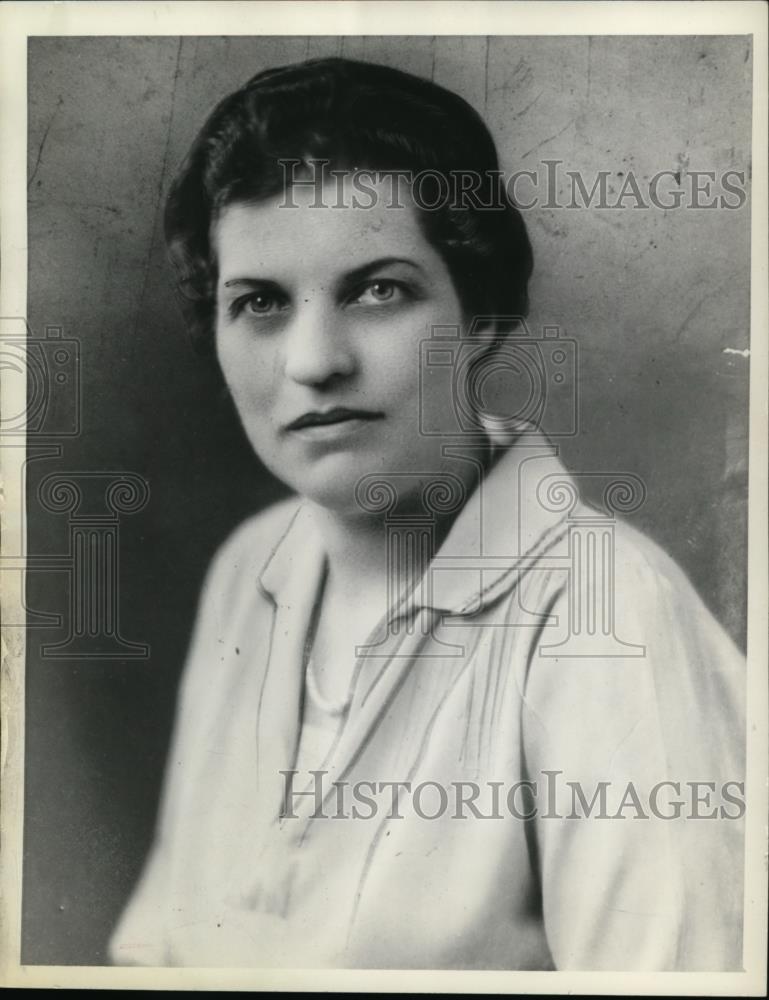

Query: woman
<box><xmin>109</xmin><ymin>57</ymin><xmax>745</xmax><ymax>970</ymax></box>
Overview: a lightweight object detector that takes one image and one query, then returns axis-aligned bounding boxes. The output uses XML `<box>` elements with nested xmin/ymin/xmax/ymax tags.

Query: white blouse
<box><xmin>109</xmin><ymin>434</ymin><xmax>745</xmax><ymax>970</ymax></box>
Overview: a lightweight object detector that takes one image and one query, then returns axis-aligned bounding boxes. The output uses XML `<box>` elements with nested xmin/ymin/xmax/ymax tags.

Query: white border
<box><xmin>1</xmin><ymin>2</ymin><xmax>766</xmax><ymax>993</ymax></box>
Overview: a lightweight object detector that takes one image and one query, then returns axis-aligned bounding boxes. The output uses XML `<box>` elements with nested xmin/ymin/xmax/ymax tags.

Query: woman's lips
<box><xmin>284</xmin><ymin>408</ymin><xmax>385</xmax><ymax>440</ymax></box>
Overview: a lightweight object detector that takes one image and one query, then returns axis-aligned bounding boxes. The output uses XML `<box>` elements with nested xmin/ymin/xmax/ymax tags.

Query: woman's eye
<box><xmin>228</xmin><ymin>289</ymin><xmax>287</xmax><ymax>321</ymax></box>
<box><xmin>351</xmin><ymin>280</ymin><xmax>403</xmax><ymax>306</ymax></box>
<box><xmin>244</xmin><ymin>293</ymin><xmax>280</xmax><ymax>314</ymax></box>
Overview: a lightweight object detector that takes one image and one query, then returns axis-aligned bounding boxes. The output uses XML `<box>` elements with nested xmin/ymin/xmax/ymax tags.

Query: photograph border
<box><xmin>1</xmin><ymin>1</ymin><xmax>767</xmax><ymax>993</ymax></box>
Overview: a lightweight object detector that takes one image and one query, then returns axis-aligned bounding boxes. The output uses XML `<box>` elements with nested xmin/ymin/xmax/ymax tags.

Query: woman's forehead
<box><xmin>213</xmin><ymin>178</ymin><xmax>439</xmax><ymax>283</ymax></box>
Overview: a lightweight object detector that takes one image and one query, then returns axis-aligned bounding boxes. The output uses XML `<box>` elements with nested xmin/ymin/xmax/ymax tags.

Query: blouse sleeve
<box><xmin>520</xmin><ymin>524</ymin><xmax>746</xmax><ymax>971</ymax></box>
<box><xmin>107</xmin><ymin>536</ymin><xmax>241</xmax><ymax>966</ymax></box>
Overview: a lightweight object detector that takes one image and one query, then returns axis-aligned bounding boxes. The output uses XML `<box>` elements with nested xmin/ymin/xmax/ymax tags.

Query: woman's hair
<box><xmin>165</xmin><ymin>57</ymin><xmax>533</xmax><ymax>352</ymax></box>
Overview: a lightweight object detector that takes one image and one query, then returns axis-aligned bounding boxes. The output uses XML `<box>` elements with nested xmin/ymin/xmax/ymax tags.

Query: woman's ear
<box><xmin>463</xmin><ymin>313</ymin><xmax>534</xmax><ymax>446</ymax></box>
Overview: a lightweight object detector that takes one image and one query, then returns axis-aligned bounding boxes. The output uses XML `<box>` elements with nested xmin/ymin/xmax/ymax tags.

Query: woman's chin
<box><xmin>260</xmin><ymin>440</ymin><xmax>449</xmax><ymax>517</ymax></box>
<box><xmin>274</xmin><ymin>464</ymin><xmax>380</xmax><ymax>517</ymax></box>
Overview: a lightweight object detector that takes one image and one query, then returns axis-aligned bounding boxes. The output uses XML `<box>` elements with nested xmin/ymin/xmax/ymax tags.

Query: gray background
<box><xmin>24</xmin><ymin>36</ymin><xmax>750</xmax><ymax>964</ymax></box>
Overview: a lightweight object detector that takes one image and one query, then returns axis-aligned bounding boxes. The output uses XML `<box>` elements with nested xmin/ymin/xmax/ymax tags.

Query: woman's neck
<box><xmin>305</xmin><ymin>503</ymin><xmax>398</xmax><ymax>608</ymax></box>
<box><xmin>305</xmin><ymin>451</ymin><xmax>491</xmax><ymax>610</ymax></box>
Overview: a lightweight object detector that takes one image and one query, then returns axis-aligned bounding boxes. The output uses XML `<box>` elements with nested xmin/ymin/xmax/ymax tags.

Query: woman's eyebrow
<box><xmin>344</xmin><ymin>257</ymin><xmax>425</xmax><ymax>284</ymax></box>
<box><xmin>222</xmin><ymin>257</ymin><xmax>425</xmax><ymax>291</ymax></box>
<box><xmin>222</xmin><ymin>277</ymin><xmax>281</xmax><ymax>290</ymax></box>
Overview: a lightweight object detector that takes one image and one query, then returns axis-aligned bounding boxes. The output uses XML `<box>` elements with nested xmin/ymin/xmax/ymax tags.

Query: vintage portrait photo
<box><xmin>1</xmin><ymin>0</ymin><xmax>767</xmax><ymax>992</ymax></box>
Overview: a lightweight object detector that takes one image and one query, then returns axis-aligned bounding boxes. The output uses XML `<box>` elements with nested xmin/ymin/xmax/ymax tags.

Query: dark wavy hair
<box><xmin>164</xmin><ymin>56</ymin><xmax>533</xmax><ymax>353</ymax></box>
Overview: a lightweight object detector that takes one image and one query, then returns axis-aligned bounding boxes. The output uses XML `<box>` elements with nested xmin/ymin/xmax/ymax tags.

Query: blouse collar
<box><xmin>257</xmin><ymin>425</ymin><xmax>574</xmax><ymax>619</ymax></box>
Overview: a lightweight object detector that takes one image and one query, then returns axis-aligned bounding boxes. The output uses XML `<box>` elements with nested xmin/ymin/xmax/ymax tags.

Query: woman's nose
<box><xmin>282</xmin><ymin>304</ymin><xmax>356</xmax><ymax>386</ymax></box>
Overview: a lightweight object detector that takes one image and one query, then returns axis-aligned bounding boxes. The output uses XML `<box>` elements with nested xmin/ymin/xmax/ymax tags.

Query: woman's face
<box><xmin>214</xmin><ymin>177</ymin><xmax>467</xmax><ymax>513</ymax></box>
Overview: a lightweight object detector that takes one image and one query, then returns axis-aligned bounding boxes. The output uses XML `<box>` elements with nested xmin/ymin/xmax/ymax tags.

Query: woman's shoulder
<box><xmin>611</xmin><ymin>516</ymin><xmax>697</xmax><ymax>593</ymax></box>
<box><xmin>526</xmin><ymin>498</ymin><xmax>745</xmax><ymax>675</ymax></box>
<box><xmin>571</xmin><ymin>499</ymin><xmax>718</xmax><ymax>614</ymax></box>
<box><xmin>522</xmin><ymin>505</ymin><xmax>746</xmax><ymax>787</ymax></box>
<box><xmin>201</xmin><ymin>495</ymin><xmax>303</xmax><ymax>597</ymax></box>
<box><xmin>610</xmin><ymin>518</ymin><xmax>740</xmax><ymax>651</ymax></box>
